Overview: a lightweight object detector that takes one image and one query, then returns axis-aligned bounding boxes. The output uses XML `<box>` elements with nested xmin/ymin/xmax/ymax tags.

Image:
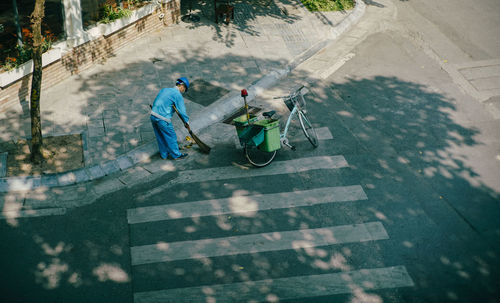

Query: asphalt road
<box><xmin>1</xmin><ymin>0</ymin><xmax>499</xmax><ymax>302</ymax></box>
<box><xmin>399</xmin><ymin>0</ymin><xmax>500</xmax><ymax>60</ymax></box>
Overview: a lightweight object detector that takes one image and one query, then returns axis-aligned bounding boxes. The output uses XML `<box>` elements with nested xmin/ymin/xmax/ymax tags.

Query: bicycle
<box><xmin>235</xmin><ymin>85</ymin><xmax>319</xmax><ymax>167</ymax></box>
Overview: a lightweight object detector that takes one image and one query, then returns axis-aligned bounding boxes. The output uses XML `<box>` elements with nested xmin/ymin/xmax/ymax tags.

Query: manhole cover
<box><xmin>222</xmin><ymin>106</ymin><xmax>261</xmax><ymax>124</ymax></box>
<box><xmin>185</xmin><ymin>79</ymin><xmax>230</xmax><ymax>107</ymax></box>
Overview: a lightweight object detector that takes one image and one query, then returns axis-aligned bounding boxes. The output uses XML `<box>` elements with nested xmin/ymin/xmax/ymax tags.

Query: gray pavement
<box><xmin>0</xmin><ymin>0</ymin><xmax>366</xmax><ymax>216</ymax></box>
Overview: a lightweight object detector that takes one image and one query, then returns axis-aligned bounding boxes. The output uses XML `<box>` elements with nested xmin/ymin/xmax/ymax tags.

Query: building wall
<box><xmin>0</xmin><ymin>0</ymin><xmax>180</xmax><ymax>113</ymax></box>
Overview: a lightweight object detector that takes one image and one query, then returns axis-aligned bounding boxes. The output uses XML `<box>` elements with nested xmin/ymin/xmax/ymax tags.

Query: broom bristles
<box><xmin>190</xmin><ymin>130</ymin><xmax>211</xmax><ymax>154</ymax></box>
<box><xmin>172</xmin><ymin>104</ymin><xmax>211</xmax><ymax>154</ymax></box>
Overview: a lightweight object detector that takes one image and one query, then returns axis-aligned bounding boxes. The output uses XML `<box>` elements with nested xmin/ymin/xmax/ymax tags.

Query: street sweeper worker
<box><xmin>150</xmin><ymin>77</ymin><xmax>190</xmax><ymax>160</ymax></box>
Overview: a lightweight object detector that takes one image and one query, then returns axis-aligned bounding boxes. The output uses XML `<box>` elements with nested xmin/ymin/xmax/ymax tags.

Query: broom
<box><xmin>173</xmin><ymin>105</ymin><xmax>211</xmax><ymax>154</ymax></box>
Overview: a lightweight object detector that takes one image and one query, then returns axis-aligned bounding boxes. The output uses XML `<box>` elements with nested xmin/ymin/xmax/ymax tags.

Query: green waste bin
<box><xmin>253</xmin><ymin>119</ymin><xmax>280</xmax><ymax>152</ymax></box>
<box><xmin>238</xmin><ymin>125</ymin><xmax>265</xmax><ymax>147</ymax></box>
<box><xmin>233</xmin><ymin>114</ymin><xmax>258</xmax><ymax>137</ymax></box>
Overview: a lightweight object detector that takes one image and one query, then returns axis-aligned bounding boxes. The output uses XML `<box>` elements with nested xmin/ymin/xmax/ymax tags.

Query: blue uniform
<box><xmin>150</xmin><ymin>87</ymin><xmax>189</xmax><ymax>159</ymax></box>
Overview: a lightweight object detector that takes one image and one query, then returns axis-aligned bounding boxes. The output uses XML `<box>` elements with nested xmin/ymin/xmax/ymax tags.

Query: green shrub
<box><xmin>1</xmin><ymin>28</ymin><xmax>56</xmax><ymax>71</ymax></box>
<box><xmin>99</xmin><ymin>4</ymin><xmax>133</xmax><ymax>24</ymax></box>
<box><xmin>301</xmin><ymin>0</ymin><xmax>355</xmax><ymax>11</ymax></box>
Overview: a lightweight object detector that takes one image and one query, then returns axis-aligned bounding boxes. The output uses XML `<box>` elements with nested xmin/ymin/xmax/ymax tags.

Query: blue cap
<box><xmin>176</xmin><ymin>77</ymin><xmax>190</xmax><ymax>92</ymax></box>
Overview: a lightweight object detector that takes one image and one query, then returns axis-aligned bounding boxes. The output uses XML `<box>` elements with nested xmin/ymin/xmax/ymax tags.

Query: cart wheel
<box><xmin>244</xmin><ymin>144</ymin><xmax>277</xmax><ymax>167</ymax></box>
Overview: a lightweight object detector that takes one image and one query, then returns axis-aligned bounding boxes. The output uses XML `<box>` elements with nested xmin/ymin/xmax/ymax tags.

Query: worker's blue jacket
<box><xmin>151</xmin><ymin>87</ymin><xmax>189</xmax><ymax>123</ymax></box>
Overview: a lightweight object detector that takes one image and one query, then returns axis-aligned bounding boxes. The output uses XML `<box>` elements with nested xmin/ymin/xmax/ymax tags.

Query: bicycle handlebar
<box><xmin>273</xmin><ymin>85</ymin><xmax>306</xmax><ymax>99</ymax></box>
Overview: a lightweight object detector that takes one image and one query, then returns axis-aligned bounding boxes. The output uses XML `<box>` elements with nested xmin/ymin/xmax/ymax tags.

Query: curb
<box><xmin>0</xmin><ymin>1</ymin><xmax>366</xmax><ymax>193</ymax></box>
<box><xmin>0</xmin><ymin>141</ymin><xmax>157</xmax><ymax>192</ymax></box>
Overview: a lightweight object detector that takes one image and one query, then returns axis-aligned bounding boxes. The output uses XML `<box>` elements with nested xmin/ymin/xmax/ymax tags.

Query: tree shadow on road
<box><xmin>313</xmin><ymin>75</ymin><xmax>499</xmax><ymax>234</ymax></box>
<box><xmin>0</xmin><ymin>29</ymin><xmax>290</xmax><ymax>303</ymax></box>
<box><xmin>2</xmin><ymin>69</ymin><xmax>499</xmax><ymax>303</ymax></box>
<box><xmin>1</xmin><ymin>29</ymin><xmax>500</xmax><ymax>303</ymax></box>
<box><xmin>304</xmin><ymin>74</ymin><xmax>500</xmax><ymax>301</ymax></box>
<box><xmin>122</xmin><ymin>74</ymin><xmax>500</xmax><ymax>302</ymax></box>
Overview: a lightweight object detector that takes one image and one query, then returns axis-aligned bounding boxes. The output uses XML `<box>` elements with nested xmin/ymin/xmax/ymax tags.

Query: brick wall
<box><xmin>0</xmin><ymin>0</ymin><xmax>180</xmax><ymax>113</ymax></box>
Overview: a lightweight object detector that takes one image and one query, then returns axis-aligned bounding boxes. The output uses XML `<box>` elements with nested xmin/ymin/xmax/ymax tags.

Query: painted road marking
<box><xmin>315</xmin><ymin>126</ymin><xmax>334</xmax><ymax>140</ymax></box>
<box><xmin>134</xmin><ymin>265</ymin><xmax>414</xmax><ymax>303</ymax></box>
<box><xmin>130</xmin><ymin>221</ymin><xmax>388</xmax><ymax>265</ymax></box>
<box><xmin>174</xmin><ymin>155</ymin><xmax>347</xmax><ymax>184</ymax></box>
<box><xmin>138</xmin><ymin>156</ymin><xmax>349</xmax><ymax>201</ymax></box>
<box><xmin>0</xmin><ymin>207</ymin><xmax>67</xmax><ymax>220</ymax></box>
<box><xmin>128</xmin><ymin>185</ymin><xmax>367</xmax><ymax>224</ymax></box>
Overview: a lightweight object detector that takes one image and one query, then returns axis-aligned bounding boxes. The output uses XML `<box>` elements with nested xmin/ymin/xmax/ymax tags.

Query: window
<box><xmin>0</xmin><ymin>0</ymin><xmax>64</xmax><ymax>67</ymax></box>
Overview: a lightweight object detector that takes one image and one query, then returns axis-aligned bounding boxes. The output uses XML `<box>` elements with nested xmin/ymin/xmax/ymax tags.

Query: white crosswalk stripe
<box><xmin>173</xmin><ymin>156</ymin><xmax>348</xmax><ymax>184</ymax></box>
<box><xmin>131</xmin><ymin>222</ymin><xmax>389</xmax><ymax>265</ymax></box>
<box><xmin>314</xmin><ymin>126</ymin><xmax>334</xmax><ymax>140</ymax></box>
<box><xmin>137</xmin><ymin>155</ymin><xmax>349</xmax><ymax>201</ymax></box>
<box><xmin>128</xmin><ymin>185</ymin><xmax>367</xmax><ymax>224</ymax></box>
<box><xmin>134</xmin><ymin>265</ymin><xmax>414</xmax><ymax>303</ymax></box>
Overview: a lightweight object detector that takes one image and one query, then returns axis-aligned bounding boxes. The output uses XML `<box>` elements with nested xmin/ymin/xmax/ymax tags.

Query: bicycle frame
<box><xmin>280</xmin><ymin>105</ymin><xmax>298</xmax><ymax>147</ymax></box>
<box><xmin>278</xmin><ymin>88</ymin><xmax>307</xmax><ymax>149</ymax></box>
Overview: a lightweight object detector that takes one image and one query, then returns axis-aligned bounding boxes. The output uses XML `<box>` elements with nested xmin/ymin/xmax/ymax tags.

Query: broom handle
<box><xmin>173</xmin><ymin>105</ymin><xmax>190</xmax><ymax>130</ymax></box>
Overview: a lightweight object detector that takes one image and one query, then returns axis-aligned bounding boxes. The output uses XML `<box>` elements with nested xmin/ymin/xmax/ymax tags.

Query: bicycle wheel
<box><xmin>298</xmin><ymin>110</ymin><xmax>319</xmax><ymax>148</ymax></box>
<box><xmin>244</xmin><ymin>144</ymin><xmax>277</xmax><ymax>167</ymax></box>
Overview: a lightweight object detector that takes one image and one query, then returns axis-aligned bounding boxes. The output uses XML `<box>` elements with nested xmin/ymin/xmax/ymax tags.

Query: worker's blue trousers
<box><xmin>150</xmin><ymin>115</ymin><xmax>182</xmax><ymax>159</ymax></box>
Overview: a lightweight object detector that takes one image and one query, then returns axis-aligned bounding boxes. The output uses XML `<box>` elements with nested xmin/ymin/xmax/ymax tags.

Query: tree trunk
<box><xmin>30</xmin><ymin>0</ymin><xmax>45</xmax><ymax>164</ymax></box>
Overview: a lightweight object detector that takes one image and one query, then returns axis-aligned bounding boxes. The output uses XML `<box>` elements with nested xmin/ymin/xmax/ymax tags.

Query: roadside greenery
<box><xmin>0</xmin><ymin>1</ymin><xmax>146</xmax><ymax>71</ymax></box>
<box><xmin>301</xmin><ymin>0</ymin><xmax>355</xmax><ymax>11</ymax></box>
<box><xmin>99</xmin><ymin>4</ymin><xmax>133</xmax><ymax>24</ymax></box>
<box><xmin>2</xmin><ymin>28</ymin><xmax>56</xmax><ymax>71</ymax></box>
<box><xmin>98</xmin><ymin>0</ymin><xmax>151</xmax><ymax>24</ymax></box>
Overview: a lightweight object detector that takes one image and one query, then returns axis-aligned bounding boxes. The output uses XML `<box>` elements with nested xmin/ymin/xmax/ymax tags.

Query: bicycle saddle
<box><xmin>263</xmin><ymin>110</ymin><xmax>276</xmax><ymax>118</ymax></box>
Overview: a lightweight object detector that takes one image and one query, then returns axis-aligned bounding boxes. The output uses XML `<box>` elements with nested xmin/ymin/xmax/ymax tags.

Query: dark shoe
<box><xmin>173</xmin><ymin>153</ymin><xmax>188</xmax><ymax>160</ymax></box>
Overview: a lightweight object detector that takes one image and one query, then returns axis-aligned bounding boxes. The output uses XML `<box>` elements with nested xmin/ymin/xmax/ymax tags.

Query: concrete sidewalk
<box><xmin>0</xmin><ymin>0</ymin><xmax>381</xmax><ymax>218</ymax></box>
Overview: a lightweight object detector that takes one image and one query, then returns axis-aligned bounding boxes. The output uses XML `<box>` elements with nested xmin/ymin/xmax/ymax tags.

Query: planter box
<box><xmin>100</xmin><ymin>4</ymin><xmax>157</xmax><ymax>37</ymax></box>
<box><xmin>0</xmin><ymin>46</ymin><xmax>63</xmax><ymax>88</ymax></box>
<box><xmin>84</xmin><ymin>3</ymin><xmax>158</xmax><ymax>40</ymax></box>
